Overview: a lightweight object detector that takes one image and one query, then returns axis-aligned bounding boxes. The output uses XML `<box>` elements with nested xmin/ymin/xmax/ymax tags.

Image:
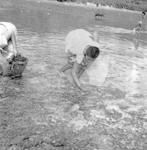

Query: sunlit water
<box><xmin>0</xmin><ymin>1</ymin><xmax>147</xmax><ymax>131</ymax></box>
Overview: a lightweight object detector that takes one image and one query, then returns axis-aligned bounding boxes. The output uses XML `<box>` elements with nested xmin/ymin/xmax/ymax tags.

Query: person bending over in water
<box><xmin>0</xmin><ymin>22</ymin><xmax>17</xmax><ymax>62</ymax></box>
<box><xmin>0</xmin><ymin>22</ymin><xmax>27</xmax><ymax>78</ymax></box>
<box><xmin>59</xmin><ymin>29</ymin><xmax>100</xmax><ymax>91</ymax></box>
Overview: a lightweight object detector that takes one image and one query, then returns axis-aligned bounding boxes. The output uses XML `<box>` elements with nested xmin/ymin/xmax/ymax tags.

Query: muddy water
<box><xmin>0</xmin><ymin>1</ymin><xmax>147</xmax><ymax>150</ymax></box>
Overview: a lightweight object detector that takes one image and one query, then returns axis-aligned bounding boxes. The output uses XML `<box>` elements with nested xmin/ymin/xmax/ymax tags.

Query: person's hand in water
<box><xmin>77</xmin><ymin>84</ymin><xmax>91</xmax><ymax>95</ymax></box>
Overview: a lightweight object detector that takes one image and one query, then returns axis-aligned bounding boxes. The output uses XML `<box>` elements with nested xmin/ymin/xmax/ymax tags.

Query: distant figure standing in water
<box><xmin>0</xmin><ymin>22</ymin><xmax>28</xmax><ymax>78</ymax></box>
<box><xmin>133</xmin><ymin>11</ymin><xmax>146</xmax><ymax>33</ymax></box>
<box><xmin>141</xmin><ymin>11</ymin><xmax>146</xmax><ymax>20</ymax></box>
<box><xmin>59</xmin><ymin>29</ymin><xmax>100</xmax><ymax>91</ymax></box>
<box><xmin>132</xmin><ymin>11</ymin><xmax>146</xmax><ymax>50</ymax></box>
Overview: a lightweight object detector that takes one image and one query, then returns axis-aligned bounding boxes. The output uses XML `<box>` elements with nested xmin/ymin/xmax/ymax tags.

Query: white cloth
<box><xmin>0</xmin><ymin>22</ymin><xmax>17</xmax><ymax>59</ymax></box>
<box><xmin>65</xmin><ymin>29</ymin><xmax>99</xmax><ymax>64</ymax></box>
<box><xmin>0</xmin><ymin>22</ymin><xmax>17</xmax><ymax>39</ymax></box>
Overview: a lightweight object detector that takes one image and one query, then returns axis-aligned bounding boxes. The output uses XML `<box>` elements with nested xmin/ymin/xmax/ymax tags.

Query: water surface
<box><xmin>0</xmin><ymin>1</ymin><xmax>147</xmax><ymax>150</ymax></box>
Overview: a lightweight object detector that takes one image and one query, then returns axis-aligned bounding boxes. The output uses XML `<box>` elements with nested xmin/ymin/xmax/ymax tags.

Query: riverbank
<box><xmin>0</xmin><ymin>0</ymin><xmax>146</xmax><ymax>13</ymax></box>
<box><xmin>30</xmin><ymin>0</ymin><xmax>147</xmax><ymax>12</ymax></box>
<box><xmin>75</xmin><ymin>0</ymin><xmax>147</xmax><ymax>12</ymax></box>
<box><xmin>55</xmin><ymin>0</ymin><xmax>147</xmax><ymax>12</ymax></box>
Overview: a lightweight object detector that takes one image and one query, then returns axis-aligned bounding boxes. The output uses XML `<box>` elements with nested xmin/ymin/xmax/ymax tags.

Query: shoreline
<box><xmin>33</xmin><ymin>0</ymin><xmax>147</xmax><ymax>12</ymax></box>
<box><xmin>26</xmin><ymin>0</ymin><xmax>142</xmax><ymax>14</ymax></box>
<box><xmin>0</xmin><ymin>0</ymin><xmax>144</xmax><ymax>14</ymax></box>
<box><xmin>66</xmin><ymin>0</ymin><xmax>147</xmax><ymax>12</ymax></box>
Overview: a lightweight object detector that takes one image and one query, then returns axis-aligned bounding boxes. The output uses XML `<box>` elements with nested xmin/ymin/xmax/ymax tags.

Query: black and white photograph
<box><xmin>0</xmin><ymin>0</ymin><xmax>147</xmax><ymax>150</ymax></box>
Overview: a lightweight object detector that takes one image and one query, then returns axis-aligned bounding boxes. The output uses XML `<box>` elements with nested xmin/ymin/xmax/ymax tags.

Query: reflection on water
<box><xmin>2</xmin><ymin>2</ymin><xmax>147</xmax><ymax>99</ymax></box>
<box><xmin>0</xmin><ymin>3</ymin><xmax>147</xmax><ymax>149</ymax></box>
<box><xmin>0</xmin><ymin>2</ymin><xmax>147</xmax><ymax>117</ymax></box>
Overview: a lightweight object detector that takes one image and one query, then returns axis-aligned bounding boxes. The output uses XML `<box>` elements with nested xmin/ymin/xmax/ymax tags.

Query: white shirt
<box><xmin>0</xmin><ymin>22</ymin><xmax>17</xmax><ymax>59</ymax></box>
<box><xmin>65</xmin><ymin>29</ymin><xmax>99</xmax><ymax>64</ymax></box>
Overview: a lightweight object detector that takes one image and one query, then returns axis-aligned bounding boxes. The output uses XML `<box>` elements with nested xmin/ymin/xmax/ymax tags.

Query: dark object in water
<box><xmin>57</xmin><ymin>0</ymin><xmax>75</xmax><ymax>2</ymax></box>
<box><xmin>95</xmin><ymin>13</ymin><xmax>104</xmax><ymax>19</ymax></box>
<box><xmin>142</xmin><ymin>11</ymin><xmax>146</xmax><ymax>16</ymax></box>
<box><xmin>7</xmin><ymin>54</ymin><xmax>28</xmax><ymax>79</ymax></box>
<box><xmin>57</xmin><ymin>0</ymin><xmax>66</xmax><ymax>2</ymax></box>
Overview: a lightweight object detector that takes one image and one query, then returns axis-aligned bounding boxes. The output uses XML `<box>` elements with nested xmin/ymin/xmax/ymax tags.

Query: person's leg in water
<box><xmin>59</xmin><ymin>63</ymin><xmax>72</xmax><ymax>77</ymax></box>
<box><xmin>59</xmin><ymin>52</ymin><xmax>76</xmax><ymax>76</ymax></box>
<box><xmin>60</xmin><ymin>62</ymin><xmax>73</xmax><ymax>73</ymax></box>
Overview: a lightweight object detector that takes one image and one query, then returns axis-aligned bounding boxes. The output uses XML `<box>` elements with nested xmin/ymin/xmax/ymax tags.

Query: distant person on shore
<box><xmin>0</xmin><ymin>22</ymin><xmax>28</xmax><ymax>78</ymax></box>
<box><xmin>59</xmin><ymin>29</ymin><xmax>100</xmax><ymax>91</ymax></box>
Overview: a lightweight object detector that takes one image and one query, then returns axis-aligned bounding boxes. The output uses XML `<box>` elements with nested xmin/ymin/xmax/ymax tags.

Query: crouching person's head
<box><xmin>83</xmin><ymin>46</ymin><xmax>100</xmax><ymax>65</ymax></box>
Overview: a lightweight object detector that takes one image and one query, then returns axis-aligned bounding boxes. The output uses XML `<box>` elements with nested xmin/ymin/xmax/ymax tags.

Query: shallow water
<box><xmin>0</xmin><ymin>1</ymin><xmax>147</xmax><ymax>149</ymax></box>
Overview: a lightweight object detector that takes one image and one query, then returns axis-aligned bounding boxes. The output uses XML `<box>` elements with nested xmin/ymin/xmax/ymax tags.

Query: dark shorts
<box><xmin>67</xmin><ymin>55</ymin><xmax>76</xmax><ymax>65</ymax></box>
<box><xmin>67</xmin><ymin>53</ymin><xmax>88</xmax><ymax>69</ymax></box>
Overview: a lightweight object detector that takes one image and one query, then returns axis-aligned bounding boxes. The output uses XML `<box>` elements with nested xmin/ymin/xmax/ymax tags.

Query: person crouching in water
<box><xmin>0</xmin><ymin>22</ymin><xmax>27</xmax><ymax>78</ymax></box>
<box><xmin>59</xmin><ymin>29</ymin><xmax>100</xmax><ymax>91</ymax></box>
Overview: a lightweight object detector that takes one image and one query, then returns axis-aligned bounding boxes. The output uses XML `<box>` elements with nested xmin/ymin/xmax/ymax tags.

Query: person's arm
<box><xmin>11</xmin><ymin>31</ymin><xmax>17</xmax><ymax>55</ymax></box>
<box><xmin>71</xmin><ymin>62</ymin><xmax>83</xmax><ymax>90</ymax></box>
<box><xmin>5</xmin><ymin>41</ymin><xmax>15</xmax><ymax>63</ymax></box>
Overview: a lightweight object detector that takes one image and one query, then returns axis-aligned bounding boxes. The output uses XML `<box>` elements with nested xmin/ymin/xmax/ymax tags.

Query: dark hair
<box><xmin>142</xmin><ymin>11</ymin><xmax>146</xmax><ymax>15</ymax></box>
<box><xmin>86</xmin><ymin>46</ymin><xmax>100</xmax><ymax>59</ymax></box>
